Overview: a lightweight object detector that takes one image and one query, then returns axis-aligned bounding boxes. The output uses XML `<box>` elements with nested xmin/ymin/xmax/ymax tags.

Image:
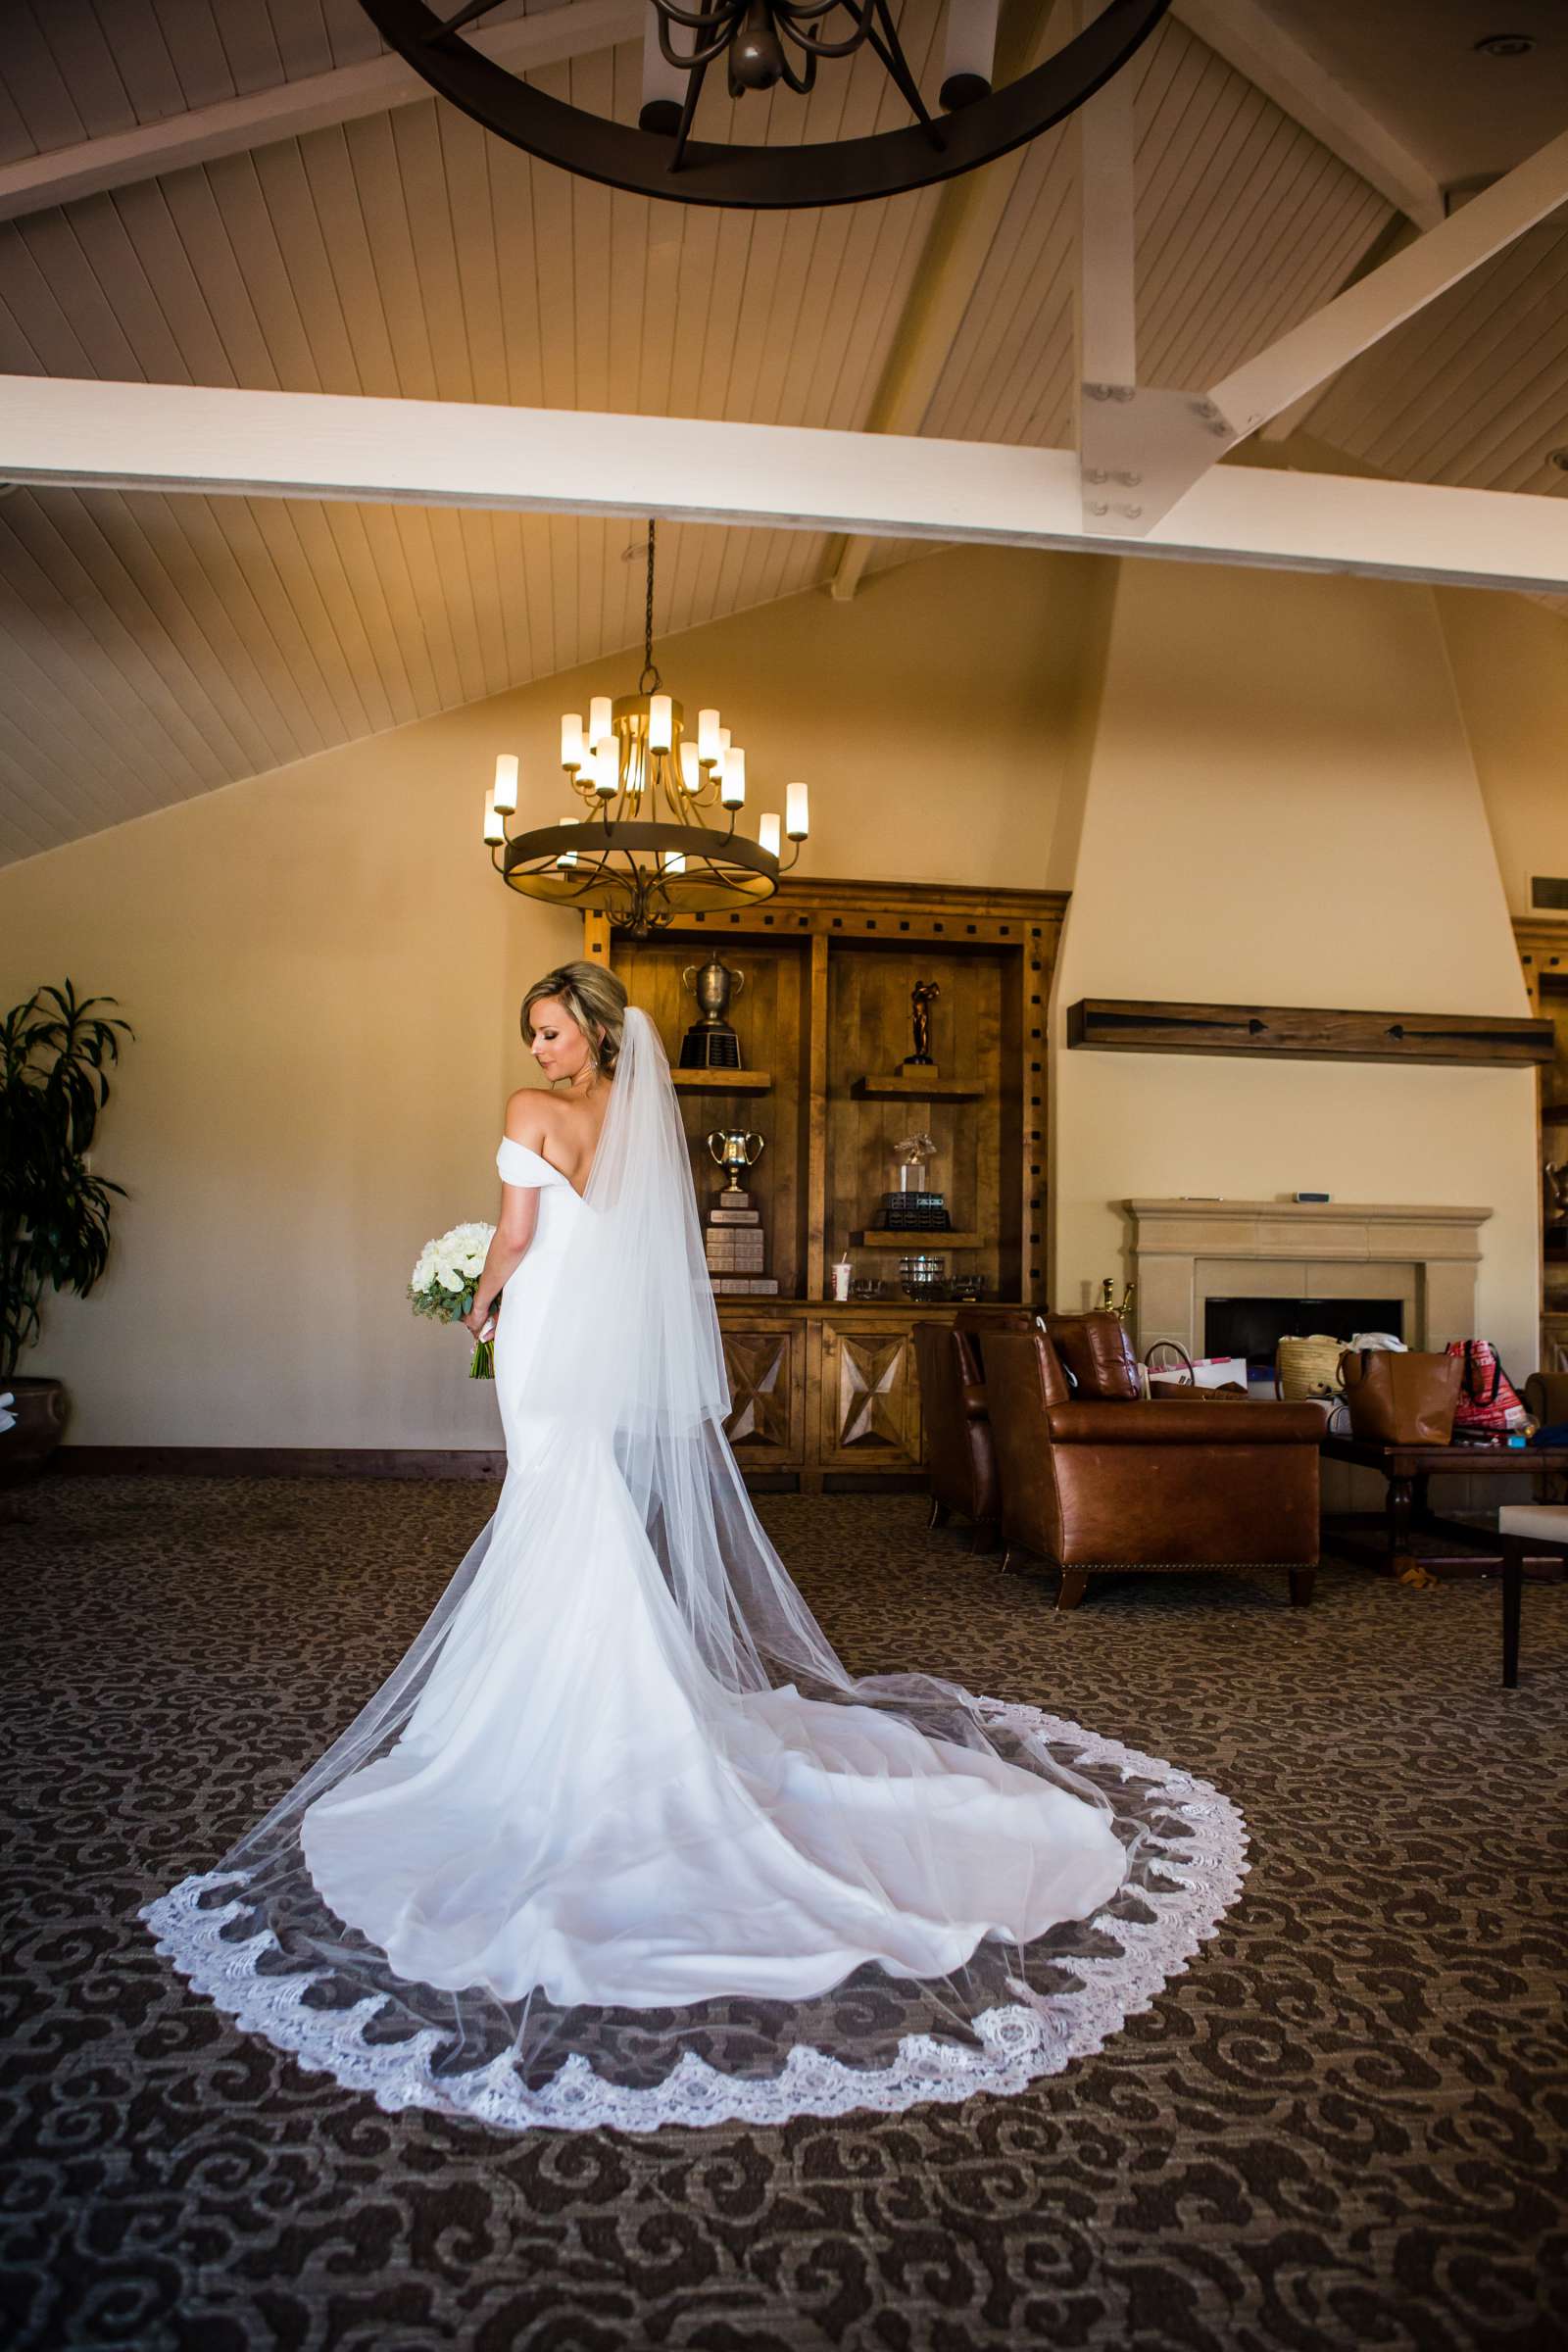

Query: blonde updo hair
<box><xmin>520</xmin><ymin>959</ymin><xmax>628</xmax><ymax>1078</ymax></box>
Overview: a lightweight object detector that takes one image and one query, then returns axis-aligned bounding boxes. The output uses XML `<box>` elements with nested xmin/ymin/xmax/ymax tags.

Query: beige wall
<box><xmin>1050</xmin><ymin>561</ymin><xmax>1540</xmax><ymax>1368</ymax></box>
<box><xmin>0</xmin><ymin>546</ymin><xmax>1097</xmax><ymax>1447</ymax></box>
<box><xmin>1437</xmin><ymin>586</ymin><xmax>1568</xmax><ymax>924</ymax></box>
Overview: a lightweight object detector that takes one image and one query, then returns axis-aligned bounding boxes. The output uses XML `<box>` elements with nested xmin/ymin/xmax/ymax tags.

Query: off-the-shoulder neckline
<box><xmin>498</xmin><ymin>1135</ymin><xmax>593</xmax><ymax>1202</ymax></box>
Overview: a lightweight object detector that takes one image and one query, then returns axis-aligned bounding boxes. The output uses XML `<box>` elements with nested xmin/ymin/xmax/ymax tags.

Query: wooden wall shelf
<box><xmin>1069</xmin><ymin>997</ymin><xmax>1554</xmax><ymax>1068</ymax></box>
<box><xmin>852</xmin><ymin>1229</ymin><xmax>981</xmax><ymax>1250</ymax></box>
<box><xmin>851</xmin><ymin>1073</ymin><xmax>983</xmax><ymax>1099</ymax></box>
<box><xmin>669</xmin><ymin>1068</ymin><xmax>772</xmax><ymax>1094</ymax></box>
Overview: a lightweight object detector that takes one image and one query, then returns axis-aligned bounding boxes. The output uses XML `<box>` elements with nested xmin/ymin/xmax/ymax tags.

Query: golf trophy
<box><xmin>703</xmin><ymin>1129</ymin><xmax>776</xmax><ymax>1294</ymax></box>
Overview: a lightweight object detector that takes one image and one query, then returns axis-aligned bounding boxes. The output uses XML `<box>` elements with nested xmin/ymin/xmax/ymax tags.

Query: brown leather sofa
<box><xmin>983</xmin><ymin>1312</ymin><xmax>1323</xmax><ymax>1609</ymax></box>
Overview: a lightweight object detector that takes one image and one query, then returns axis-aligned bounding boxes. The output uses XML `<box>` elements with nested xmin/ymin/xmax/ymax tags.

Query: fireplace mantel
<box><xmin>1124</xmin><ymin>1198</ymin><xmax>1492</xmax><ymax>1359</ymax></box>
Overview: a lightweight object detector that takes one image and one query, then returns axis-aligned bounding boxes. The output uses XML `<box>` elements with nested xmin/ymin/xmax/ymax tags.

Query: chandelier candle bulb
<box><xmin>664</xmin><ymin>851</ymin><xmax>687</xmax><ymax>876</ymax></box>
<box><xmin>649</xmin><ymin>693</ymin><xmax>673</xmax><ymax>753</ymax></box>
<box><xmin>721</xmin><ymin>748</ymin><xmax>746</xmax><ymax>808</ymax></box>
<box><xmin>556</xmin><ymin>815</ymin><xmax>579</xmax><ymax>869</ymax></box>
<box><xmin>492</xmin><ymin>753</ymin><xmax>518</xmax><ymax>813</ymax></box>
<box><xmin>588</xmin><ymin>696</ymin><xmax>612</xmax><ymax>752</ymax></box>
<box><xmin>698</xmin><ymin>709</ymin><xmax>721</xmax><ymax>766</ymax></box>
<box><xmin>637</xmin><ymin>20</ymin><xmax>686</xmax><ymax>134</ymax></box>
<box><xmin>759</xmin><ymin>812</ymin><xmax>781</xmax><ymax>858</ymax></box>
<box><xmin>482</xmin><ymin>790</ymin><xmax>504</xmax><ymax>846</ymax></box>
<box><xmin>786</xmin><ymin>782</ymin><xmax>809</xmax><ymax>839</ymax></box>
<box><xmin>593</xmin><ymin>742</ymin><xmax>617</xmax><ymax>798</ymax></box>
<box><xmin>561</xmin><ymin>713</ymin><xmax>583</xmax><ymax>770</ymax></box>
<box><xmin>679</xmin><ymin>742</ymin><xmax>700</xmax><ymax>793</ymax></box>
<box><xmin>941</xmin><ymin>0</ymin><xmax>1001</xmax><ymax>108</ymax></box>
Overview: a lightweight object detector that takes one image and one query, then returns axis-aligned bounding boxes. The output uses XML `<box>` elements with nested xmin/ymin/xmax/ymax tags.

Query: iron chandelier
<box><xmin>483</xmin><ymin>520</ymin><xmax>808</xmax><ymax>937</ymax></box>
<box><xmin>359</xmin><ymin>0</ymin><xmax>1168</xmax><ymax>211</ymax></box>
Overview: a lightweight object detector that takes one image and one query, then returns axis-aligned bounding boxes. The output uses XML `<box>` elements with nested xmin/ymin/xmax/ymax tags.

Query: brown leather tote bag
<box><xmin>1339</xmin><ymin>1348</ymin><xmax>1462</xmax><ymax>1445</ymax></box>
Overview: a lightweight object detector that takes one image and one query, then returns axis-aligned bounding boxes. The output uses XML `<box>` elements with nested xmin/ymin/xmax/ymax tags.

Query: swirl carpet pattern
<box><xmin>1</xmin><ymin>1476</ymin><xmax>1564</xmax><ymax>2351</ymax></box>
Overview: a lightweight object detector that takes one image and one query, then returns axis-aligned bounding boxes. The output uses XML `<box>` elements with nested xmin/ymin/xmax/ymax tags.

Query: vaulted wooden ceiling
<box><xmin>0</xmin><ymin>0</ymin><xmax>1562</xmax><ymax>866</ymax></box>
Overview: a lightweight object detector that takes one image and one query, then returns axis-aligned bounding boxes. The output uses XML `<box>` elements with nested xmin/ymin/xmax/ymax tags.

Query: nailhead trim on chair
<box><xmin>1056</xmin><ymin>1558</ymin><xmax>1311</xmax><ymax>1572</ymax></box>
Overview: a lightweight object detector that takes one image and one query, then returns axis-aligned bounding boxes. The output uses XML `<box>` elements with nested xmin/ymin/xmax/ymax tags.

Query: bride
<box><xmin>144</xmin><ymin>961</ymin><xmax>1246</xmax><ymax>2132</ymax></box>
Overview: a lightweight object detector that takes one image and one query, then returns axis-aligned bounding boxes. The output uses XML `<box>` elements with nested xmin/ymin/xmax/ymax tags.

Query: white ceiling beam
<box><xmin>0</xmin><ymin>0</ymin><xmax>644</xmax><ymax>224</ymax></box>
<box><xmin>1170</xmin><ymin>0</ymin><xmax>1444</xmax><ymax>229</ymax></box>
<box><xmin>828</xmin><ymin>2</ymin><xmax>1066</xmax><ymax>601</ymax></box>
<box><xmin>3</xmin><ymin>373</ymin><xmax>1567</xmax><ymax>593</ymax></box>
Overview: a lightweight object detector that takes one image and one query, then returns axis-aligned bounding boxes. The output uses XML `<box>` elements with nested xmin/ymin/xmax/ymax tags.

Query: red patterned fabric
<box><xmin>1446</xmin><ymin>1340</ymin><xmax>1530</xmax><ymax>1434</ymax></box>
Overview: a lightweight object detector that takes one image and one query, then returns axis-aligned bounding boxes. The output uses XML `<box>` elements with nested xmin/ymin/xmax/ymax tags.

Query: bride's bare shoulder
<box><xmin>504</xmin><ymin>1086</ymin><xmax>563</xmax><ymax>1150</ymax></box>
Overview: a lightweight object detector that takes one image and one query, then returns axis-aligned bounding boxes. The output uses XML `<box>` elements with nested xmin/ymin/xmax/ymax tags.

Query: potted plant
<box><xmin>0</xmin><ymin>981</ymin><xmax>132</xmax><ymax>1472</ymax></box>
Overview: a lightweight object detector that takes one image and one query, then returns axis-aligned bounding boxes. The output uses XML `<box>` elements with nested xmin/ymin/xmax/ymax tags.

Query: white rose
<box><xmin>439</xmin><ymin>1267</ymin><xmax>465</xmax><ymax>1293</ymax></box>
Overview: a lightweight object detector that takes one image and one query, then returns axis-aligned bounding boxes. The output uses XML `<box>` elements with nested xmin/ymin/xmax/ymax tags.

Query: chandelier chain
<box><xmin>641</xmin><ymin>518</ymin><xmax>661</xmax><ymax>696</ymax></box>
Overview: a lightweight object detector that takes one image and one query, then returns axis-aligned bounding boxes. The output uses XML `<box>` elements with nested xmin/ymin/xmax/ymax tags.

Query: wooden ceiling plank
<box><xmin>84</xmin><ymin>0</ymin><xmax>189</xmax><ymax>133</ymax></box>
<box><xmin>1169</xmin><ymin>0</ymin><xmax>1445</xmax><ymax>230</ymax></box>
<box><xmin>147</xmin><ymin>0</ymin><xmax>241</xmax><ymax>113</ymax></box>
<box><xmin>1138</xmin><ymin>94</ymin><xmax>1297</xmax><ymax>380</ymax></box>
<box><xmin>343</xmin><ymin>501</ymin><xmax>445</xmax><ymax>716</ymax></box>
<box><xmin>1372</xmin><ymin>241</ymin><xmax>1568</xmax><ymax>486</ymax></box>
<box><xmin>262</xmin><ymin>0</ymin><xmax>339</xmax><ymax>82</ymax></box>
<box><xmin>0</xmin><ymin>222</ymin><xmax>105</xmax><ymax>378</ymax></box>
<box><xmin>1155</xmin><ymin>128</ymin><xmax>1336</xmax><ymax>390</ymax></box>
<box><xmin>921</xmin><ymin>139</ymin><xmax>1068</xmax><ymax>442</ymax></box>
<box><xmin>2</xmin><ymin>4</ymin><xmax>92</xmax><ymax>159</ymax></box>
<box><xmin>92</xmin><ymin>489</ymin><xmax>302</xmax><ymax>771</ymax></box>
<box><xmin>1208</xmin><ymin>125</ymin><xmax>1568</xmax><ymax>439</ymax></box>
<box><xmin>122</xmin><ymin>492</ymin><xmax>320</xmax><ymax>764</ymax></box>
<box><xmin>0</xmin><ymin>644</ymin><xmax>119</xmax><ymax>815</ymax></box>
<box><xmin>0</xmin><ymin>0</ymin><xmax>644</xmax><ymax>225</ymax></box>
<box><xmin>1317</xmin><ymin>238</ymin><xmax>1556</xmax><ymax>479</ymax></box>
<box><xmin>0</xmin><ymin>509</ymin><xmax>216</xmax><ymax>802</ymax></box>
<box><xmin>207</xmin><ymin>2</ymin><xmax>288</xmax><ymax>100</ymax></box>
<box><xmin>0</xmin><ymin>521</ymin><xmax>193</xmax><ymax>808</ymax></box>
<box><xmin>4</xmin><ymin>487</ymin><xmax>256</xmax><ymax>778</ymax></box>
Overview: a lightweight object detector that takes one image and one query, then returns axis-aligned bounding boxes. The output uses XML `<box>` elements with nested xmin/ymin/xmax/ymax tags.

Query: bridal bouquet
<box><xmin>410</xmin><ymin>1221</ymin><xmax>496</xmax><ymax>1379</ymax></box>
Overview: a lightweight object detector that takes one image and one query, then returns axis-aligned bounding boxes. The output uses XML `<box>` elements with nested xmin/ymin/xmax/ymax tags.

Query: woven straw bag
<box><xmin>1275</xmin><ymin>1335</ymin><xmax>1346</xmax><ymax>1400</ymax></box>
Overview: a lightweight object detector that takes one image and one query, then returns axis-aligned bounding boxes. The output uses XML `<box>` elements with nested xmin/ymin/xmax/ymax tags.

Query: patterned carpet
<box><xmin>1</xmin><ymin>1475</ymin><xmax>1564</xmax><ymax>2352</ymax></box>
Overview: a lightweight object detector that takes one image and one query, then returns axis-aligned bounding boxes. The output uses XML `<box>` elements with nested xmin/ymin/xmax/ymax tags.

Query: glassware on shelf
<box><xmin>899</xmin><ymin>1250</ymin><xmax>947</xmax><ymax>1298</ymax></box>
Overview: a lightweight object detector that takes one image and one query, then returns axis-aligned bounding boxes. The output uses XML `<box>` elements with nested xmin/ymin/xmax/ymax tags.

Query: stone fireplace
<box><xmin>1123</xmin><ymin>1200</ymin><xmax>1492</xmax><ymax>1363</ymax></box>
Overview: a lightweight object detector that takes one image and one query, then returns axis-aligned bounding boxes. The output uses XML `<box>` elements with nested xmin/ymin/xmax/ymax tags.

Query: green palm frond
<box><xmin>0</xmin><ymin>979</ymin><xmax>133</xmax><ymax>1378</ymax></box>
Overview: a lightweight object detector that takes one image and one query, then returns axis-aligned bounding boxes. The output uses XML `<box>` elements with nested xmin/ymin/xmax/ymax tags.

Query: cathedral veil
<box><xmin>141</xmin><ymin>1006</ymin><xmax>1248</xmax><ymax>2133</ymax></box>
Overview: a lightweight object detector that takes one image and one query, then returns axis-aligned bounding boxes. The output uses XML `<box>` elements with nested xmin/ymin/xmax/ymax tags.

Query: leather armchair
<box><xmin>983</xmin><ymin>1313</ymin><xmax>1322</xmax><ymax>1609</ymax></box>
<box><xmin>911</xmin><ymin>1319</ymin><xmax>1000</xmax><ymax>1548</ymax></box>
<box><xmin>912</xmin><ymin>1309</ymin><xmax>1036</xmax><ymax>1550</ymax></box>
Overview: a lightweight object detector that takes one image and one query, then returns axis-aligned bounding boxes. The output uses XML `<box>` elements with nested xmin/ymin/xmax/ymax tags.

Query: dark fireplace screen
<box><xmin>1204</xmin><ymin>1298</ymin><xmax>1405</xmax><ymax>1382</ymax></box>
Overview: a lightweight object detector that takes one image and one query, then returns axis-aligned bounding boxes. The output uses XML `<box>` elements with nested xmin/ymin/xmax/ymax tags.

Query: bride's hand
<box><xmin>462</xmin><ymin>1298</ymin><xmax>497</xmax><ymax>1340</ymax></box>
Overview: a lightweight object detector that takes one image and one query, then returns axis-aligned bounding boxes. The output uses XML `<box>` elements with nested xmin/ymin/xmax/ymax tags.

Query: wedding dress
<box><xmin>143</xmin><ymin>1008</ymin><xmax>1247</xmax><ymax>2132</ymax></box>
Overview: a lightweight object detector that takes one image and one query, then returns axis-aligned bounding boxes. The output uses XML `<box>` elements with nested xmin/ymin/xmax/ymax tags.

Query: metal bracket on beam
<box><xmin>1077</xmin><ymin>383</ymin><xmax>1241</xmax><ymax>536</ymax></box>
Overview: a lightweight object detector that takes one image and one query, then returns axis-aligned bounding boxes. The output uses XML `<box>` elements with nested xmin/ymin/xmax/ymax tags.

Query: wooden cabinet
<box><xmin>588</xmin><ymin>877</ymin><xmax>1064</xmax><ymax>1488</ymax></box>
<box><xmin>719</xmin><ymin>1317</ymin><xmax>805</xmax><ymax>1472</ymax></box>
<box><xmin>814</xmin><ymin>1312</ymin><xmax>924</xmax><ymax>1473</ymax></box>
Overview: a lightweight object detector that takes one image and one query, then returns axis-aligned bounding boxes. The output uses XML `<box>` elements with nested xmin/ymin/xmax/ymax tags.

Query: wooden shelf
<box><xmin>669</xmin><ymin>1068</ymin><xmax>771</xmax><ymax>1094</ymax></box>
<box><xmin>852</xmin><ymin>1229</ymin><xmax>982</xmax><ymax>1250</ymax></box>
<box><xmin>852</xmin><ymin>1073</ymin><xmax>983</xmax><ymax>1099</ymax></box>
